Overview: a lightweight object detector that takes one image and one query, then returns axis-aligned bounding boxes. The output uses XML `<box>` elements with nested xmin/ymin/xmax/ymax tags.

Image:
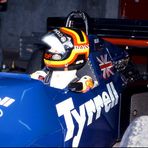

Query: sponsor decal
<box><xmin>0</xmin><ymin>109</ymin><xmax>3</xmax><ymax>117</ymax></box>
<box><xmin>74</xmin><ymin>44</ymin><xmax>89</xmax><ymax>50</ymax></box>
<box><xmin>56</xmin><ymin>82</ymin><xmax>118</xmax><ymax>147</ymax></box>
<box><xmin>53</xmin><ymin>29</ymin><xmax>67</xmax><ymax>43</ymax></box>
<box><xmin>0</xmin><ymin>97</ymin><xmax>15</xmax><ymax>117</ymax></box>
<box><xmin>53</xmin><ymin>29</ymin><xmax>73</xmax><ymax>48</ymax></box>
<box><xmin>97</xmin><ymin>54</ymin><xmax>114</xmax><ymax>79</ymax></box>
<box><xmin>0</xmin><ymin>96</ymin><xmax>15</xmax><ymax>107</ymax></box>
<box><xmin>76</xmin><ymin>59</ymin><xmax>84</xmax><ymax>64</ymax></box>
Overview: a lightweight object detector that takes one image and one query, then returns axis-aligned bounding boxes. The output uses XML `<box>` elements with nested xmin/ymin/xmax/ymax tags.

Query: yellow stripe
<box><xmin>61</xmin><ymin>27</ymin><xmax>88</xmax><ymax>44</ymax></box>
<box><xmin>44</xmin><ymin>48</ymin><xmax>89</xmax><ymax>67</ymax></box>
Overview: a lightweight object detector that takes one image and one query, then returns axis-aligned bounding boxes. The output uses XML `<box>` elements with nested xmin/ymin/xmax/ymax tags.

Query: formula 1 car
<box><xmin>0</xmin><ymin>11</ymin><xmax>147</xmax><ymax>147</ymax></box>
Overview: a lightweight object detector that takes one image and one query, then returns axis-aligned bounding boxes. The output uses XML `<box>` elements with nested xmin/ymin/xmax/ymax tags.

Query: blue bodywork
<box><xmin>0</xmin><ymin>35</ymin><xmax>128</xmax><ymax>147</ymax></box>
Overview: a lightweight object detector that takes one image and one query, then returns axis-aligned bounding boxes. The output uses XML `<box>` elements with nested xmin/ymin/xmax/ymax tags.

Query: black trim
<box><xmin>47</xmin><ymin>17</ymin><xmax>148</xmax><ymax>39</ymax></box>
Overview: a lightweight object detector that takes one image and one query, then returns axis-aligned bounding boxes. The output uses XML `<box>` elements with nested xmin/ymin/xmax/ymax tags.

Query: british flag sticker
<box><xmin>97</xmin><ymin>54</ymin><xmax>114</xmax><ymax>79</ymax></box>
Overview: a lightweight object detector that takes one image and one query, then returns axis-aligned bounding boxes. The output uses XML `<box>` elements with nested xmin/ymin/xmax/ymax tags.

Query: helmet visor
<box><xmin>42</xmin><ymin>33</ymin><xmax>66</xmax><ymax>61</ymax></box>
<box><xmin>42</xmin><ymin>31</ymin><xmax>73</xmax><ymax>61</ymax></box>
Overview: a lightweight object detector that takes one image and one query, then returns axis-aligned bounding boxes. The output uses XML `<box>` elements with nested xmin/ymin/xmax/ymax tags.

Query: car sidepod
<box><xmin>0</xmin><ymin>72</ymin><xmax>64</xmax><ymax>147</ymax></box>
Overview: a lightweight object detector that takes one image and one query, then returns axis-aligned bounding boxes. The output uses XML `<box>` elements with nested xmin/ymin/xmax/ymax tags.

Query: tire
<box><xmin>26</xmin><ymin>49</ymin><xmax>44</xmax><ymax>74</ymax></box>
<box><xmin>120</xmin><ymin>115</ymin><xmax>148</xmax><ymax>147</ymax></box>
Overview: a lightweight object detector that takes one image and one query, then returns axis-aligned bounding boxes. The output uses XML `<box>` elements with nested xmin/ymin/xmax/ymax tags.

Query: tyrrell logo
<box><xmin>56</xmin><ymin>82</ymin><xmax>119</xmax><ymax>147</ymax></box>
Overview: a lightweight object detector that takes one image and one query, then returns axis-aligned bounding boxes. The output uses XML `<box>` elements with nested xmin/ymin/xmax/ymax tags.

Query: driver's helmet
<box><xmin>42</xmin><ymin>27</ymin><xmax>89</xmax><ymax>70</ymax></box>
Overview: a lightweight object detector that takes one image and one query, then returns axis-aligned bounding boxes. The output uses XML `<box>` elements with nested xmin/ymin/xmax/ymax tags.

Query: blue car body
<box><xmin>0</xmin><ymin>35</ymin><xmax>128</xmax><ymax>147</ymax></box>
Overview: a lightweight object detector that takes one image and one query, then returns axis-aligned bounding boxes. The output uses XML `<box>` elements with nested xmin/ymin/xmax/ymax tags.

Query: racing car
<box><xmin>0</xmin><ymin>11</ymin><xmax>146</xmax><ymax>147</ymax></box>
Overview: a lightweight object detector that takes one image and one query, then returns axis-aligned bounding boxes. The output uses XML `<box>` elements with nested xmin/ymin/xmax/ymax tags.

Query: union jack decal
<box><xmin>97</xmin><ymin>54</ymin><xmax>114</xmax><ymax>79</ymax></box>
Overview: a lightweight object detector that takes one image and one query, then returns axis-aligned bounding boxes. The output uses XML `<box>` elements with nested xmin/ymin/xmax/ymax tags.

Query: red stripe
<box><xmin>103</xmin><ymin>38</ymin><xmax>148</xmax><ymax>47</ymax></box>
<box><xmin>100</xmin><ymin>62</ymin><xmax>112</xmax><ymax>69</ymax></box>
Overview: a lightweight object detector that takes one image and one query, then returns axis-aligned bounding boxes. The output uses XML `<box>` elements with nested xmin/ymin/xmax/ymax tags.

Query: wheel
<box><xmin>120</xmin><ymin>115</ymin><xmax>148</xmax><ymax>147</ymax></box>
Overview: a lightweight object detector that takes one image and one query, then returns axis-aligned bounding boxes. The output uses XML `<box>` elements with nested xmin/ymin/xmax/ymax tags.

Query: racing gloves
<box><xmin>30</xmin><ymin>70</ymin><xmax>47</xmax><ymax>81</ymax></box>
<box><xmin>68</xmin><ymin>75</ymin><xmax>94</xmax><ymax>93</ymax></box>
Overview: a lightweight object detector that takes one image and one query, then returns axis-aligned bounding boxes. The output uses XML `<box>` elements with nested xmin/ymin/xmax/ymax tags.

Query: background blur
<box><xmin>0</xmin><ymin>0</ymin><xmax>119</xmax><ymax>52</ymax></box>
<box><xmin>0</xmin><ymin>0</ymin><xmax>147</xmax><ymax>71</ymax></box>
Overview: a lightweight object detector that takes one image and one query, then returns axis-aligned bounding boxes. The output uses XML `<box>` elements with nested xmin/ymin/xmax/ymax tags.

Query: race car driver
<box><xmin>31</xmin><ymin>27</ymin><xmax>94</xmax><ymax>93</ymax></box>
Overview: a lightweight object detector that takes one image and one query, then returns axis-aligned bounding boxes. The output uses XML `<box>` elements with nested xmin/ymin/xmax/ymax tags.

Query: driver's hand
<box><xmin>68</xmin><ymin>75</ymin><xmax>94</xmax><ymax>93</ymax></box>
<box><xmin>30</xmin><ymin>70</ymin><xmax>47</xmax><ymax>81</ymax></box>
